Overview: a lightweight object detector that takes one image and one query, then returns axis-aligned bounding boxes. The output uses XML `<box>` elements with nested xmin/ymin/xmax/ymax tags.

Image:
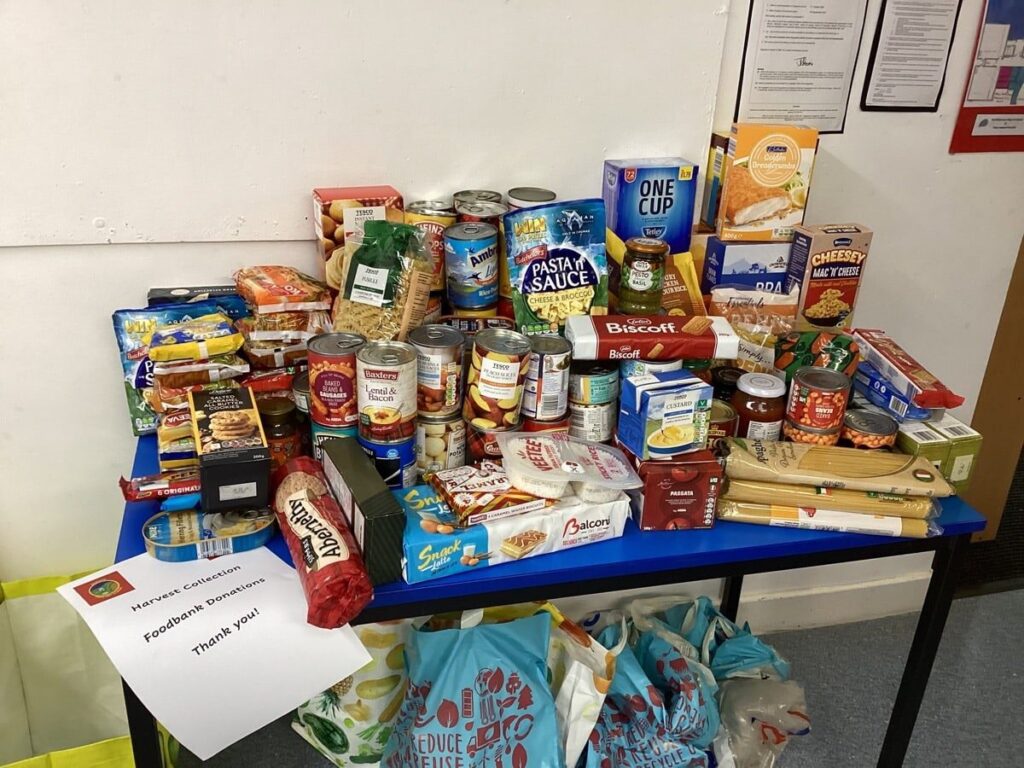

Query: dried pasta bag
<box><xmin>273</xmin><ymin>457</ymin><xmax>373</xmax><ymax>628</ymax></box>
<box><xmin>292</xmin><ymin>620</ymin><xmax>414</xmax><ymax>766</ymax></box>
<box><xmin>721</xmin><ymin>478</ymin><xmax>938</xmax><ymax>518</ymax></box>
<box><xmin>332</xmin><ymin>220</ymin><xmax>433</xmax><ymax>342</ymax></box>
<box><xmin>234</xmin><ymin>265</ymin><xmax>332</xmax><ymax>314</ymax></box>
<box><xmin>721</xmin><ymin>438</ymin><xmax>954</xmax><ymax>497</ymax></box>
<box><xmin>717</xmin><ymin>499</ymin><xmax>939</xmax><ymax>538</ymax></box>
<box><xmin>146</xmin><ymin>312</ymin><xmax>244</xmax><ymax>362</ymax></box>
<box><xmin>381</xmin><ymin>611</ymin><xmax>562</xmax><ymax>768</ymax></box>
<box><xmin>579</xmin><ymin>617</ymin><xmax>709</xmax><ymax>768</ymax></box>
<box><xmin>773</xmin><ymin>330</ymin><xmax>859</xmax><ymax>383</ymax></box>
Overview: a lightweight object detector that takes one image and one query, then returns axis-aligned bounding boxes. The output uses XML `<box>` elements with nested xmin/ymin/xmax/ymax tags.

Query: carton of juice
<box><xmin>717</xmin><ymin>124</ymin><xmax>819</xmax><ymax>242</ymax></box>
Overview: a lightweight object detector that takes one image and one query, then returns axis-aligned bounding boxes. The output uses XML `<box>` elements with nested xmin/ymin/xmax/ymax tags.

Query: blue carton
<box><xmin>700</xmin><ymin>237</ymin><xmax>791</xmax><ymax>294</ymax></box>
<box><xmin>603</xmin><ymin>158</ymin><xmax>698</xmax><ymax>253</ymax></box>
<box><xmin>618</xmin><ymin>370</ymin><xmax>714</xmax><ymax>461</ymax></box>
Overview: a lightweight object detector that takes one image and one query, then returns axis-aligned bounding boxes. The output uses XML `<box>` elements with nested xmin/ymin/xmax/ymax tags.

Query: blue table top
<box><xmin>118</xmin><ymin>435</ymin><xmax>986</xmax><ymax>613</ymax></box>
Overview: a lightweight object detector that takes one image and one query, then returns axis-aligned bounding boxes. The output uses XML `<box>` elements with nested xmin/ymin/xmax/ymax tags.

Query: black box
<box><xmin>148</xmin><ymin>285</ymin><xmax>239</xmax><ymax>305</ymax></box>
<box><xmin>189</xmin><ymin>386</ymin><xmax>271</xmax><ymax>512</ymax></box>
<box><xmin>321</xmin><ymin>437</ymin><xmax>405</xmax><ymax>585</ymax></box>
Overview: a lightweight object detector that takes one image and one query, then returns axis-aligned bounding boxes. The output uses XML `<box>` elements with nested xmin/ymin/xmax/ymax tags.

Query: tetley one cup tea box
<box><xmin>603</xmin><ymin>158</ymin><xmax>698</xmax><ymax>254</ymax></box>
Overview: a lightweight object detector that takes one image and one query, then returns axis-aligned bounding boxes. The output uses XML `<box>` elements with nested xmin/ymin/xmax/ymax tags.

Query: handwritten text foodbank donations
<box><xmin>140</xmin><ymin>576</ymin><xmax>266</xmax><ymax>644</ymax></box>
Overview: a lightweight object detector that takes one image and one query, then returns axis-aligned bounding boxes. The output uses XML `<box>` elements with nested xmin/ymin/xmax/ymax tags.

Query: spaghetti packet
<box><xmin>717</xmin><ymin>500</ymin><xmax>939</xmax><ymax>538</ymax></box>
<box><xmin>721</xmin><ymin>478</ymin><xmax>937</xmax><ymax>519</ymax></box>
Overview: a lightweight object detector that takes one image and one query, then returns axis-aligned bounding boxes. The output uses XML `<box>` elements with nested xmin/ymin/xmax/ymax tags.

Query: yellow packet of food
<box><xmin>146</xmin><ymin>312</ymin><xmax>244</xmax><ymax>362</ymax></box>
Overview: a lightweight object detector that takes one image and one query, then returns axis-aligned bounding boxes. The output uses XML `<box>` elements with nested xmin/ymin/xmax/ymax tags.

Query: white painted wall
<box><xmin>1</xmin><ymin>0</ymin><xmax>1021</xmax><ymax>631</ymax></box>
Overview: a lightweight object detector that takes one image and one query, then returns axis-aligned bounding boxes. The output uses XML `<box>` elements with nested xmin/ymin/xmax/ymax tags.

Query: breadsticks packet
<box><xmin>495</xmin><ymin>432</ymin><xmax>642</xmax><ymax>502</ymax></box>
<box><xmin>331</xmin><ymin>220</ymin><xmax>433</xmax><ymax>342</ymax></box>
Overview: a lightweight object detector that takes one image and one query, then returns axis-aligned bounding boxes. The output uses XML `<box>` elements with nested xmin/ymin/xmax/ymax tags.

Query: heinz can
<box><xmin>569</xmin><ymin>401</ymin><xmax>616</xmax><ymax>443</ymax></box>
<box><xmin>356</xmin><ymin>434</ymin><xmax>417</xmax><ymax>489</ymax></box>
<box><xmin>787</xmin><ymin>367</ymin><xmax>851</xmax><ymax>432</ymax></box>
<box><xmin>355</xmin><ymin>340</ymin><xmax>417</xmax><ymax>441</ymax></box>
<box><xmin>453</xmin><ymin>189</ymin><xmax>503</xmax><ymax>206</ymax></box>
<box><xmin>521</xmin><ymin>335</ymin><xmax>572</xmax><ymax>421</ymax></box>
<box><xmin>308</xmin><ymin>333</ymin><xmax>365</xmax><ymax>427</ymax></box>
<box><xmin>506</xmin><ymin>187</ymin><xmax>556</xmax><ymax>210</ymax></box>
<box><xmin>406</xmin><ymin>201</ymin><xmax>456</xmax><ymax>293</ymax></box>
<box><xmin>408</xmin><ymin>324</ymin><xmax>465</xmax><ymax>418</ymax></box>
<box><xmin>311</xmin><ymin>422</ymin><xmax>358</xmax><ymax>462</ymax></box>
<box><xmin>467</xmin><ymin>422</ymin><xmax>521</xmax><ymax>462</ymax></box>
<box><xmin>423</xmin><ymin>293</ymin><xmax>444</xmax><ymax>324</ymax></box>
<box><xmin>415</xmin><ymin>414</ymin><xmax>466</xmax><ymax>477</ymax></box>
<box><xmin>444</xmin><ymin>222</ymin><xmax>499</xmax><ymax>310</ymax></box>
<box><xmin>464</xmin><ymin>328</ymin><xmax>532</xmax><ymax>429</ymax></box>
<box><xmin>569</xmin><ymin>361</ymin><xmax>619</xmax><ymax>405</ymax></box>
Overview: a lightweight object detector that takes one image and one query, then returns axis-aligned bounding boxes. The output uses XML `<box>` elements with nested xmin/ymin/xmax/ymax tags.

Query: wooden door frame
<box><xmin>964</xmin><ymin>234</ymin><xmax>1024</xmax><ymax>541</ymax></box>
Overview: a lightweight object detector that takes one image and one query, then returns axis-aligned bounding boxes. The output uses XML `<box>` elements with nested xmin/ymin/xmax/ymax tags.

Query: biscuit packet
<box><xmin>331</xmin><ymin>220</ymin><xmax>433</xmax><ymax>342</ymax></box>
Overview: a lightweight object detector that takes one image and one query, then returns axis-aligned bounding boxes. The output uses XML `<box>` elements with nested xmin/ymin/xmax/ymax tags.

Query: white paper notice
<box><xmin>864</xmin><ymin>0</ymin><xmax>960</xmax><ymax>109</ymax></box>
<box><xmin>739</xmin><ymin>0</ymin><xmax>869</xmax><ymax>132</ymax></box>
<box><xmin>58</xmin><ymin>548</ymin><xmax>371</xmax><ymax>760</ymax></box>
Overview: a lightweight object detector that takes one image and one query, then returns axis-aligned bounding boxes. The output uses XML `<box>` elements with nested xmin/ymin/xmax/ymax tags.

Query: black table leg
<box><xmin>123</xmin><ymin>679</ymin><xmax>162</xmax><ymax>767</ymax></box>
<box><xmin>720</xmin><ymin>574</ymin><xmax>744</xmax><ymax>622</ymax></box>
<box><xmin>877</xmin><ymin>534</ymin><xmax>969</xmax><ymax>767</ymax></box>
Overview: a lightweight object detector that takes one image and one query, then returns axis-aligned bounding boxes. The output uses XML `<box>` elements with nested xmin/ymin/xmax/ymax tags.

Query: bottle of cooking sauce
<box><xmin>731</xmin><ymin>373</ymin><xmax>786</xmax><ymax>440</ymax></box>
<box><xmin>258</xmin><ymin>396</ymin><xmax>302</xmax><ymax>469</ymax></box>
<box><xmin>619</xmin><ymin>237</ymin><xmax>668</xmax><ymax>315</ymax></box>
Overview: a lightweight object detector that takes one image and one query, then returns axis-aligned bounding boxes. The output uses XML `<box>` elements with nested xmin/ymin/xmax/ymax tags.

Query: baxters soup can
<box><xmin>406</xmin><ymin>201</ymin><xmax>456</xmax><ymax>293</ymax></box>
<box><xmin>444</xmin><ymin>222</ymin><xmax>499</xmax><ymax>310</ymax></box>
<box><xmin>355</xmin><ymin>341</ymin><xmax>418</xmax><ymax>441</ymax></box>
<box><xmin>308</xmin><ymin>332</ymin><xmax>365</xmax><ymax>427</ymax></box>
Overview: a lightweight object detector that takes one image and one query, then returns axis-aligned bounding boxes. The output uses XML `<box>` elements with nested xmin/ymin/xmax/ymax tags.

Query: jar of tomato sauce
<box><xmin>731</xmin><ymin>373</ymin><xmax>786</xmax><ymax>440</ymax></box>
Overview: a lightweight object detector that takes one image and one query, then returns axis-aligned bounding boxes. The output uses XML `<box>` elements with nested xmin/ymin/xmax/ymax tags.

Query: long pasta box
<box><xmin>717</xmin><ymin>123</ymin><xmax>819</xmax><ymax>242</ymax></box>
<box><xmin>397</xmin><ymin>485</ymin><xmax>629</xmax><ymax>584</ymax></box>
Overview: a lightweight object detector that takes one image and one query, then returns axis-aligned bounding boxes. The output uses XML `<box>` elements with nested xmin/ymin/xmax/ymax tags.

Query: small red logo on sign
<box><xmin>75</xmin><ymin>571</ymin><xmax>135</xmax><ymax>606</ymax></box>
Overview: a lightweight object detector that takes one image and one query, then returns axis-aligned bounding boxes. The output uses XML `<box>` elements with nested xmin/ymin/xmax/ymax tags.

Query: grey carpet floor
<box><xmin>175</xmin><ymin>589</ymin><xmax>1024</xmax><ymax>767</ymax></box>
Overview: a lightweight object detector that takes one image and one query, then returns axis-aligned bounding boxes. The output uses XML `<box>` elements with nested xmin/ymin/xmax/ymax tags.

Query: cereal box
<box><xmin>313</xmin><ymin>186</ymin><xmax>404</xmax><ymax>290</ymax></box>
<box><xmin>717</xmin><ymin>123</ymin><xmax>819</xmax><ymax>242</ymax></box>
<box><xmin>602</xmin><ymin>157</ymin><xmax>698</xmax><ymax>253</ymax></box>
<box><xmin>786</xmin><ymin>224</ymin><xmax>872</xmax><ymax>331</ymax></box>
<box><xmin>700</xmin><ymin>237</ymin><xmax>791</xmax><ymax>294</ymax></box>
<box><xmin>502</xmin><ymin>199</ymin><xmax>608</xmax><ymax>336</ymax></box>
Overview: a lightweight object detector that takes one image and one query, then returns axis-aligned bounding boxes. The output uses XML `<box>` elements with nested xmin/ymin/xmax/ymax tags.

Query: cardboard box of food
<box><xmin>320</xmin><ymin>436</ymin><xmax>405</xmax><ymax>585</ymax></box>
<box><xmin>188</xmin><ymin>386</ymin><xmax>270</xmax><ymax>513</ymax></box>
<box><xmin>786</xmin><ymin>224</ymin><xmax>872</xmax><ymax>331</ymax></box>
<box><xmin>699</xmin><ymin>131</ymin><xmax>730</xmax><ymax>231</ymax></box>
<box><xmin>603</xmin><ymin>157</ymin><xmax>698</xmax><ymax>254</ymax></box>
<box><xmin>618</xmin><ymin>370</ymin><xmax>714</xmax><ymax>461</ymax></box>
<box><xmin>398</xmin><ymin>485</ymin><xmax>629</xmax><ymax>584</ymax></box>
<box><xmin>614</xmin><ymin>441</ymin><xmax>723</xmax><ymax>530</ymax></box>
<box><xmin>313</xmin><ymin>185</ymin><xmax>404</xmax><ymax>290</ymax></box>
<box><xmin>700</xmin><ymin>237</ymin><xmax>791</xmax><ymax>294</ymax></box>
<box><xmin>717</xmin><ymin>123</ymin><xmax>819</xmax><ymax>242</ymax></box>
<box><xmin>926</xmin><ymin>413</ymin><xmax>983</xmax><ymax>494</ymax></box>
<box><xmin>895</xmin><ymin>421</ymin><xmax>951</xmax><ymax>471</ymax></box>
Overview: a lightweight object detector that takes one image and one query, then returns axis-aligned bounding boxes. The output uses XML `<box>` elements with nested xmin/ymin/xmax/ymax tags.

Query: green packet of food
<box><xmin>343</xmin><ymin>220</ymin><xmax>426</xmax><ymax>308</ymax></box>
<box><xmin>774</xmin><ymin>330</ymin><xmax>860</xmax><ymax>383</ymax></box>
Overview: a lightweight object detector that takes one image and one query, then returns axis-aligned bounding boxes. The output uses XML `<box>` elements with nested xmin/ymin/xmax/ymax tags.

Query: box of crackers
<box><xmin>188</xmin><ymin>386</ymin><xmax>270</xmax><ymax>512</ymax></box>
<box><xmin>396</xmin><ymin>484</ymin><xmax>630</xmax><ymax>584</ymax></box>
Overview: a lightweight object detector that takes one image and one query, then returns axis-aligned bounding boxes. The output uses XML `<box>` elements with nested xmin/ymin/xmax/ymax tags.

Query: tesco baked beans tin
<box><xmin>406</xmin><ymin>201</ymin><xmax>456</xmax><ymax>293</ymax></box>
<box><xmin>787</xmin><ymin>367</ymin><xmax>851</xmax><ymax>432</ymax></box>
<box><xmin>783</xmin><ymin>419</ymin><xmax>840</xmax><ymax>446</ymax></box>
<box><xmin>619</xmin><ymin>358</ymin><xmax>683</xmax><ymax>379</ymax></box>
<box><xmin>355</xmin><ymin>340</ymin><xmax>417</xmax><ymax>441</ymax></box>
<box><xmin>463</xmin><ymin>328</ymin><xmax>532</xmax><ymax>429</ymax></box>
<box><xmin>569</xmin><ymin>401</ymin><xmax>616</xmax><ymax>443</ymax></box>
<box><xmin>311</xmin><ymin>422</ymin><xmax>358</xmax><ymax>462</ymax></box>
<box><xmin>521</xmin><ymin>335</ymin><xmax>572</xmax><ymax>421</ymax></box>
<box><xmin>444</xmin><ymin>222</ymin><xmax>499</xmax><ymax>310</ymax></box>
<box><xmin>840</xmin><ymin>410</ymin><xmax>897</xmax><ymax>450</ymax></box>
<box><xmin>569</xmin><ymin>361</ymin><xmax>619</xmax><ymax>405</ymax></box>
<box><xmin>308</xmin><ymin>332</ymin><xmax>365</xmax><ymax>427</ymax></box>
<box><xmin>357</xmin><ymin>434</ymin><xmax>417</xmax><ymax>489</ymax></box>
<box><xmin>408</xmin><ymin>324</ymin><xmax>465</xmax><ymax>418</ymax></box>
<box><xmin>466</xmin><ymin>421</ymin><xmax>521</xmax><ymax>462</ymax></box>
<box><xmin>453</xmin><ymin>189</ymin><xmax>503</xmax><ymax>206</ymax></box>
<box><xmin>415</xmin><ymin>414</ymin><xmax>466</xmax><ymax>477</ymax></box>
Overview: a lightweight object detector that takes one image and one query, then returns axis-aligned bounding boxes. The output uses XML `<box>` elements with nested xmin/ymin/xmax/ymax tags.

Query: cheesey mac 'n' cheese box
<box><xmin>786</xmin><ymin>223</ymin><xmax>872</xmax><ymax>331</ymax></box>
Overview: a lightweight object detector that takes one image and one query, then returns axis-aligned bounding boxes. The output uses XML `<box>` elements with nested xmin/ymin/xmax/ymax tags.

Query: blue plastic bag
<box><xmin>579</xmin><ymin>619</ymin><xmax>709</xmax><ymax>768</ymax></box>
<box><xmin>382</xmin><ymin>611</ymin><xmax>563</xmax><ymax>768</ymax></box>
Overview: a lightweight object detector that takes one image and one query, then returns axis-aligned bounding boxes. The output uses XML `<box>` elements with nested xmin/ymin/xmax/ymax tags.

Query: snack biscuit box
<box><xmin>602</xmin><ymin>157</ymin><xmax>698</xmax><ymax>254</ymax></box>
<box><xmin>397</xmin><ymin>485</ymin><xmax>629</xmax><ymax>584</ymax></box>
<box><xmin>699</xmin><ymin>131</ymin><xmax>730</xmax><ymax>231</ymax></box>
<box><xmin>786</xmin><ymin>224</ymin><xmax>872</xmax><ymax>331</ymax></box>
<box><xmin>700</xmin><ymin>237</ymin><xmax>791</xmax><ymax>294</ymax></box>
<box><xmin>717</xmin><ymin>123</ymin><xmax>819</xmax><ymax>242</ymax></box>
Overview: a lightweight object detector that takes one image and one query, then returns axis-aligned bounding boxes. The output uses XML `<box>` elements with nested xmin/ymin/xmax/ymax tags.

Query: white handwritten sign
<box><xmin>59</xmin><ymin>548</ymin><xmax>370</xmax><ymax>760</ymax></box>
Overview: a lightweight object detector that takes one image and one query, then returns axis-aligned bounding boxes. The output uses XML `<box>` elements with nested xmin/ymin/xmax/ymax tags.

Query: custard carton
<box><xmin>717</xmin><ymin>124</ymin><xmax>819</xmax><ymax>242</ymax></box>
<box><xmin>617</xmin><ymin>370</ymin><xmax>713</xmax><ymax>461</ymax></box>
